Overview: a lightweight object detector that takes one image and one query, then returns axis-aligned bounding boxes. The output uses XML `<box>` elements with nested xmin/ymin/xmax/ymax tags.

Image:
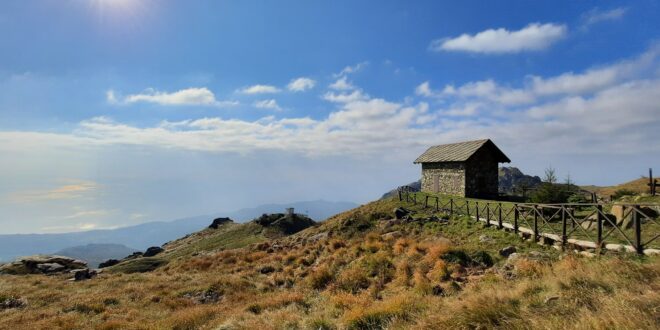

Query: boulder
<box><xmin>98</xmin><ymin>259</ymin><xmax>120</xmax><ymax>269</ymax></box>
<box><xmin>611</xmin><ymin>204</ymin><xmax>626</xmax><ymax>226</ymax></box>
<box><xmin>72</xmin><ymin>269</ymin><xmax>97</xmax><ymax>281</ymax></box>
<box><xmin>209</xmin><ymin>217</ymin><xmax>234</xmax><ymax>229</ymax></box>
<box><xmin>36</xmin><ymin>263</ymin><xmax>65</xmax><ymax>273</ymax></box>
<box><xmin>0</xmin><ymin>255</ymin><xmax>87</xmax><ymax>275</ymax></box>
<box><xmin>381</xmin><ymin>231</ymin><xmax>403</xmax><ymax>240</ymax></box>
<box><xmin>143</xmin><ymin>247</ymin><xmax>164</xmax><ymax>257</ymax></box>
<box><xmin>499</xmin><ymin>246</ymin><xmax>517</xmax><ymax>258</ymax></box>
<box><xmin>394</xmin><ymin>207</ymin><xmax>411</xmax><ymax>220</ymax></box>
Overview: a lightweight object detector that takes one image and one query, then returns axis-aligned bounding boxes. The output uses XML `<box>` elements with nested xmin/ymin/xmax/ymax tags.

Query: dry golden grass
<box><xmin>1</xmin><ymin>198</ymin><xmax>658</xmax><ymax>329</ymax></box>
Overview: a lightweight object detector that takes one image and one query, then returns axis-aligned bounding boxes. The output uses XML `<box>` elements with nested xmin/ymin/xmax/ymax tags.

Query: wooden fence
<box><xmin>398</xmin><ymin>190</ymin><xmax>660</xmax><ymax>255</ymax></box>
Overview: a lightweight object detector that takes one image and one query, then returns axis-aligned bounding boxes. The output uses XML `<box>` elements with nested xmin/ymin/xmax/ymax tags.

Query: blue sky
<box><xmin>1</xmin><ymin>0</ymin><xmax>659</xmax><ymax>234</ymax></box>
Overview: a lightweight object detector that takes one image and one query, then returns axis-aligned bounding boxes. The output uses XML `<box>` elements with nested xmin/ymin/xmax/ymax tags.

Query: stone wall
<box><xmin>421</xmin><ymin>162</ymin><xmax>466</xmax><ymax>196</ymax></box>
<box><xmin>464</xmin><ymin>151</ymin><xmax>499</xmax><ymax>198</ymax></box>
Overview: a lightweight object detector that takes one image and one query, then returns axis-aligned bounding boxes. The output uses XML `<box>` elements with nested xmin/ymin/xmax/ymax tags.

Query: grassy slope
<box><xmin>582</xmin><ymin>177</ymin><xmax>652</xmax><ymax>197</ymax></box>
<box><xmin>0</xmin><ymin>198</ymin><xmax>658</xmax><ymax>329</ymax></box>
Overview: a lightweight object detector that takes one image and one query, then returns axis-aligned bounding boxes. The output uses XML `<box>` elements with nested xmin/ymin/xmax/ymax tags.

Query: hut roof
<box><xmin>414</xmin><ymin>139</ymin><xmax>511</xmax><ymax>164</ymax></box>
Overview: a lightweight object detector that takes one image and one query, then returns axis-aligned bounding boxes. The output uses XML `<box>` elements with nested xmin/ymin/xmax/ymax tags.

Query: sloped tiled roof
<box><xmin>414</xmin><ymin>139</ymin><xmax>510</xmax><ymax>163</ymax></box>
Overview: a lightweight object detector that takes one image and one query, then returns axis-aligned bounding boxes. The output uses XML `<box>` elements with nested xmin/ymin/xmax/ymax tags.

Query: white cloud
<box><xmin>237</xmin><ymin>84</ymin><xmax>281</xmax><ymax>94</ymax></box>
<box><xmin>109</xmin><ymin>87</ymin><xmax>238</xmax><ymax>107</ymax></box>
<box><xmin>322</xmin><ymin>90</ymin><xmax>369</xmax><ymax>103</ymax></box>
<box><xmin>431</xmin><ymin>23</ymin><xmax>567</xmax><ymax>54</ymax></box>
<box><xmin>329</xmin><ymin>76</ymin><xmax>355</xmax><ymax>90</ymax></box>
<box><xmin>415</xmin><ymin>81</ymin><xmax>433</xmax><ymax>97</ymax></box>
<box><xmin>287</xmin><ymin>77</ymin><xmax>316</xmax><ymax>92</ymax></box>
<box><xmin>253</xmin><ymin>99</ymin><xmax>283</xmax><ymax>111</ymax></box>
<box><xmin>583</xmin><ymin>7</ymin><xmax>627</xmax><ymax>26</ymax></box>
<box><xmin>418</xmin><ymin>46</ymin><xmax>660</xmax><ymax>107</ymax></box>
<box><xmin>334</xmin><ymin>62</ymin><xmax>368</xmax><ymax>77</ymax></box>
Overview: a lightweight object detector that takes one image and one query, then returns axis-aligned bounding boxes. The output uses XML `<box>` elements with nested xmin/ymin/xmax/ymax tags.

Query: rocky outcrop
<box><xmin>143</xmin><ymin>246</ymin><xmax>164</xmax><ymax>257</ymax></box>
<box><xmin>498</xmin><ymin>167</ymin><xmax>542</xmax><ymax>194</ymax></box>
<box><xmin>209</xmin><ymin>217</ymin><xmax>234</xmax><ymax>229</ymax></box>
<box><xmin>254</xmin><ymin>213</ymin><xmax>316</xmax><ymax>235</ymax></box>
<box><xmin>0</xmin><ymin>255</ymin><xmax>87</xmax><ymax>275</ymax></box>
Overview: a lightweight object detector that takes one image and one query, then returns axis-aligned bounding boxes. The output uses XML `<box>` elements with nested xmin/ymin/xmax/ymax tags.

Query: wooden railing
<box><xmin>398</xmin><ymin>191</ymin><xmax>660</xmax><ymax>255</ymax></box>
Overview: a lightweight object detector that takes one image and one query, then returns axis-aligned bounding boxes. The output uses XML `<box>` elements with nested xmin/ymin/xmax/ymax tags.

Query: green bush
<box><xmin>612</xmin><ymin>189</ymin><xmax>636</xmax><ymax>200</ymax></box>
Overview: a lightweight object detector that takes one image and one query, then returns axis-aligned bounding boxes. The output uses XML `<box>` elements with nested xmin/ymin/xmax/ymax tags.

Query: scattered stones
<box><xmin>499</xmin><ymin>246</ymin><xmax>517</xmax><ymax>257</ymax></box>
<box><xmin>143</xmin><ymin>247</ymin><xmax>164</xmax><ymax>257</ymax></box>
<box><xmin>309</xmin><ymin>232</ymin><xmax>329</xmax><ymax>242</ymax></box>
<box><xmin>98</xmin><ymin>259</ymin><xmax>120</xmax><ymax>269</ymax></box>
<box><xmin>184</xmin><ymin>289</ymin><xmax>222</xmax><ymax>304</ymax></box>
<box><xmin>0</xmin><ymin>255</ymin><xmax>87</xmax><ymax>275</ymax></box>
<box><xmin>0</xmin><ymin>296</ymin><xmax>26</xmax><ymax>310</ymax></box>
<box><xmin>209</xmin><ymin>217</ymin><xmax>234</xmax><ymax>229</ymax></box>
<box><xmin>479</xmin><ymin>235</ymin><xmax>493</xmax><ymax>243</ymax></box>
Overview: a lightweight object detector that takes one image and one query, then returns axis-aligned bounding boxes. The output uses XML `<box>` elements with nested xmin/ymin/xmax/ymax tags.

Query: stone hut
<box><xmin>414</xmin><ymin>139</ymin><xmax>510</xmax><ymax>198</ymax></box>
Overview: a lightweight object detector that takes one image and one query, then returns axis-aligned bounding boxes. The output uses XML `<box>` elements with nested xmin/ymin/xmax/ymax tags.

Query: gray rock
<box><xmin>36</xmin><ymin>263</ymin><xmax>65</xmax><ymax>273</ymax></box>
<box><xmin>143</xmin><ymin>246</ymin><xmax>164</xmax><ymax>257</ymax></box>
<box><xmin>0</xmin><ymin>255</ymin><xmax>87</xmax><ymax>275</ymax></box>
<box><xmin>72</xmin><ymin>268</ymin><xmax>97</xmax><ymax>281</ymax></box>
<box><xmin>499</xmin><ymin>246</ymin><xmax>517</xmax><ymax>257</ymax></box>
<box><xmin>479</xmin><ymin>235</ymin><xmax>493</xmax><ymax>243</ymax></box>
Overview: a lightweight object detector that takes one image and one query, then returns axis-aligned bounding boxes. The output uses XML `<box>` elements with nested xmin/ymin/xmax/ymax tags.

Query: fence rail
<box><xmin>397</xmin><ymin>190</ymin><xmax>660</xmax><ymax>255</ymax></box>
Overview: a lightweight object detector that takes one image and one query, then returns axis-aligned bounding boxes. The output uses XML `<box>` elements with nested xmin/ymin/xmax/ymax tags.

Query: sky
<box><xmin>1</xmin><ymin>0</ymin><xmax>659</xmax><ymax>234</ymax></box>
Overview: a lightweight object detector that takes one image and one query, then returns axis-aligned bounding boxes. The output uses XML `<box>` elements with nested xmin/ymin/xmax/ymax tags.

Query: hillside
<box><xmin>0</xmin><ymin>200</ymin><xmax>357</xmax><ymax>263</ymax></box>
<box><xmin>582</xmin><ymin>177</ymin><xmax>652</xmax><ymax>197</ymax></box>
<box><xmin>0</xmin><ymin>198</ymin><xmax>658</xmax><ymax>329</ymax></box>
<box><xmin>54</xmin><ymin>244</ymin><xmax>139</xmax><ymax>268</ymax></box>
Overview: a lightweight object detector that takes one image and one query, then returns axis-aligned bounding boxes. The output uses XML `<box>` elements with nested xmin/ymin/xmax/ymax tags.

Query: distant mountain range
<box><xmin>0</xmin><ymin>200</ymin><xmax>358</xmax><ymax>262</ymax></box>
<box><xmin>54</xmin><ymin>244</ymin><xmax>139</xmax><ymax>268</ymax></box>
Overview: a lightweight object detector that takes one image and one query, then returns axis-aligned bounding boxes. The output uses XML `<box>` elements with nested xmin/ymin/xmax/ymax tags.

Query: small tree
<box><xmin>530</xmin><ymin>167</ymin><xmax>576</xmax><ymax>204</ymax></box>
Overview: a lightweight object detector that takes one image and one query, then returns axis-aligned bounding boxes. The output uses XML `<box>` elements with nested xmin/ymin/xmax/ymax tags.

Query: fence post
<box><xmin>398</xmin><ymin>190</ymin><xmax>402</xmax><ymax>201</ymax></box>
<box><xmin>450</xmin><ymin>199</ymin><xmax>454</xmax><ymax>217</ymax></box>
<box><xmin>485</xmin><ymin>203</ymin><xmax>491</xmax><ymax>227</ymax></box>
<box><xmin>634</xmin><ymin>206</ymin><xmax>643</xmax><ymax>255</ymax></box>
<box><xmin>475</xmin><ymin>201</ymin><xmax>480</xmax><ymax>223</ymax></box>
<box><xmin>513</xmin><ymin>204</ymin><xmax>519</xmax><ymax>234</ymax></box>
<box><xmin>413</xmin><ymin>193</ymin><xmax>417</xmax><ymax>205</ymax></box>
<box><xmin>466</xmin><ymin>200</ymin><xmax>470</xmax><ymax>217</ymax></box>
<box><xmin>498</xmin><ymin>203</ymin><xmax>503</xmax><ymax>229</ymax></box>
<box><xmin>561</xmin><ymin>206</ymin><xmax>567</xmax><ymax>248</ymax></box>
<box><xmin>533</xmin><ymin>206</ymin><xmax>539</xmax><ymax>242</ymax></box>
<box><xmin>424</xmin><ymin>196</ymin><xmax>429</xmax><ymax>208</ymax></box>
<box><xmin>596</xmin><ymin>205</ymin><xmax>603</xmax><ymax>253</ymax></box>
<box><xmin>435</xmin><ymin>197</ymin><xmax>439</xmax><ymax>212</ymax></box>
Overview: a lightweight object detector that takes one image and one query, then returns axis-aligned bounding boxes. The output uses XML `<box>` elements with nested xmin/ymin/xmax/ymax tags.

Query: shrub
<box><xmin>612</xmin><ymin>189</ymin><xmax>636</xmax><ymax>200</ymax></box>
<box><xmin>441</xmin><ymin>250</ymin><xmax>472</xmax><ymax>267</ymax></box>
<box><xmin>307</xmin><ymin>266</ymin><xmax>334</xmax><ymax>290</ymax></box>
<box><xmin>470</xmin><ymin>251</ymin><xmax>494</xmax><ymax>267</ymax></box>
<box><xmin>343</xmin><ymin>295</ymin><xmax>418</xmax><ymax>330</ymax></box>
<box><xmin>336</xmin><ymin>266</ymin><xmax>371</xmax><ymax>293</ymax></box>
